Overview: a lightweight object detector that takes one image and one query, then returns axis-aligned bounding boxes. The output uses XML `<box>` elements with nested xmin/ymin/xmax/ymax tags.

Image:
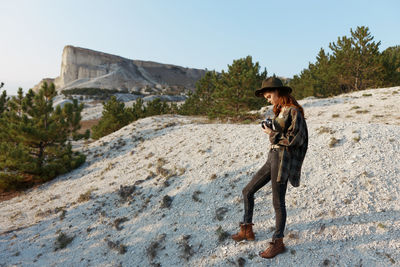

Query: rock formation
<box><xmin>33</xmin><ymin>45</ymin><xmax>206</xmax><ymax>94</ymax></box>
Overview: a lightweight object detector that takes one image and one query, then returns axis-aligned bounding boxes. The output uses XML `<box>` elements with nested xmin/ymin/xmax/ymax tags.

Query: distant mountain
<box><xmin>33</xmin><ymin>45</ymin><xmax>207</xmax><ymax>95</ymax></box>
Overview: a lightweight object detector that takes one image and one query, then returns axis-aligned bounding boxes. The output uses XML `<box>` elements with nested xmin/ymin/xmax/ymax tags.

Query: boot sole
<box><xmin>231</xmin><ymin>237</ymin><xmax>255</xmax><ymax>242</ymax></box>
<box><xmin>259</xmin><ymin>247</ymin><xmax>286</xmax><ymax>258</ymax></box>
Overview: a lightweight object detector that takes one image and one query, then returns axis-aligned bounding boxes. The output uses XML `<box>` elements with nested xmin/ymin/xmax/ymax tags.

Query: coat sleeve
<box><xmin>269</xmin><ymin>107</ymin><xmax>307</xmax><ymax>149</ymax></box>
<box><xmin>268</xmin><ymin>127</ymin><xmax>281</xmax><ymax>144</ymax></box>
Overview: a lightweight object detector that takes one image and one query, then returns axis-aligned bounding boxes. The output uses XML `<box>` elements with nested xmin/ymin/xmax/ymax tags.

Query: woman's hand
<box><xmin>262</xmin><ymin>126</ymin><xmax>272</xmax><ymax>135</ymax></box>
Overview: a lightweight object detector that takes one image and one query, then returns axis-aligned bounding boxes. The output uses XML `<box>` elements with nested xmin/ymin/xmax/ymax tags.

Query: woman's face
<box><xmin>263</xmin><ymin>90</ymin><xmax>279</xmax><ymax>105</ymax></box>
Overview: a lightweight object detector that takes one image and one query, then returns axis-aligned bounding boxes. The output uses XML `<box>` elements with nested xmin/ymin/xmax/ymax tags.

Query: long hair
<box><xmin>272</xmin><ymin>90</ymin><xmax>305</xmax><ymax>118</ymax></box>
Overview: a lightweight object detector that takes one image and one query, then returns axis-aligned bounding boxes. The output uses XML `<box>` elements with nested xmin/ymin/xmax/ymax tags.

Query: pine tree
<box><xmin>178</xmin><ymin>70</ymin><xmax>220</xmax><ymax>116</ymax></box>
<box><xmin>0</xmin><ymin>88</ymin><xmax>8</xmax><ymax>114</ymax></box>
<box><xmin>91</xmin><ymin>95</ymin><xmax>177</xmax><ymax>140</ymax></box>
<box><xmin>0</xmin><ymin>82</ymin><xmax>86</xmax><ymax>191</ymax></box>
<box><xmin>209</xmin><ymin>56</ymin><xmax>267</xmax><ymax>118</ymax></box>
<box><xmin>178</xmin><ymin>90</ymin><xmax>202</xmax><ymax>115</ymax></box>
<box><xmin>195</xmin><ymin>70</ymin><xmax>218</xmax><ymax>106</ymax></box>
<box><xmin>130</xmin><ymin>97</ymin><xmax>146</xmax><ymax>120</ymax></box>
<box><xmin>290</xmin><ymin>25</ymin><xmax>392</xmax><ymax>98</ymax></box>
<box><xmin>381</xmin><ymin>45</ymin><xmax>400</xmax><ymax>86</ymax></box>
<box><xmin>290</xmin><ymin>67</ymin><xmax>314</xmax><ymax>99</ymax></box>
<box><xmin>329</xmin><ymin>26</ymin><xmax>383</xmax><ymax>92</ymax></box>
<box><xmin>312</xmin><ymin>48</ymin><xmax>340</xmax><ymax>96</ymax></box>
<box><xmin>168</xmin><ymin>102</ymin><xmax>180</xmax><ymax>114</ymax></box>
<box><xmin>144</xmin><ymin>98</ymin><xmax>171</xmax><ymax>116</ymax></box>
<box><xmin>91</xmin><ymin>96</ymin><xmax>133</xmax><ymax>140</ymax></box>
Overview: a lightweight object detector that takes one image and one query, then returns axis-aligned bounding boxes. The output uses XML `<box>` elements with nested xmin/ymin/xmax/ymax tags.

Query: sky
<box><xmin>1</xmin><ymin>0</ymin><xmax>399</xmax><ymax>95</ymax></box>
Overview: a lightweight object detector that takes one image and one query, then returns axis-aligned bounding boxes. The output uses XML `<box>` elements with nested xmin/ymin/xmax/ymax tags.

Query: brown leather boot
<box><xmin>231</xmin><ymin>222</ymin><xmax>255</xmax><ymax>241</ymax></box>
<box><xmin>259</xmin><ymin>237</ymin><xmax>285</xmax><ymax>258</ymax></box>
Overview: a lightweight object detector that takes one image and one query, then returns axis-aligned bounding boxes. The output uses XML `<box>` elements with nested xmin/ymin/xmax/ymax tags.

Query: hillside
<box><xmin>1</xmin><ymin>86</ymin><xmax>400</xmax><ymax>266</ymax></box>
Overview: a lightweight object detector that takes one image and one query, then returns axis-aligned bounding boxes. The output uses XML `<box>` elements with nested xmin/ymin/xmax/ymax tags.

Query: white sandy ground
<box><xmin>1</xmin><ymin>86</ymin><xmax>400</xmax><ymax>267</ymax></box>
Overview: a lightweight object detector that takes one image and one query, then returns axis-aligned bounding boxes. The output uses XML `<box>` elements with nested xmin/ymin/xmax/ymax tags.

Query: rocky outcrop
<box><xmin>34</xmin><ymin>45</ymin><xmax>206</xmax><ymax>94</ymax></box>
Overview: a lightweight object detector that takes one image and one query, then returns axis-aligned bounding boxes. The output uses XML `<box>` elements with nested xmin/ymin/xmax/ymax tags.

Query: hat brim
<box><xmin>255</xmin><ymin>86</ymin><xmax>292</xmax><ymax>97</ymax></box>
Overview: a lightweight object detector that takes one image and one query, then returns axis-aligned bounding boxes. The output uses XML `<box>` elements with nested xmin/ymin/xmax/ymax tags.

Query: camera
<box><xmin>261</xmin><ymin>118</ymin><xmax>274</xmax><ymax>130</ymax></box>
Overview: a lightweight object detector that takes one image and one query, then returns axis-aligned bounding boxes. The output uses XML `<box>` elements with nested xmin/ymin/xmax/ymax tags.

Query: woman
<box><xmin>231</xmin><ymin>77</ymin><xmax>308</xmax><ymax>259</ymax></box>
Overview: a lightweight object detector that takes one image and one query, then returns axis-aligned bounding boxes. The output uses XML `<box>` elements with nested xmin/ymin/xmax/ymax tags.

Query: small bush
<box><xmin>146</xmin><ymin>233</ymin><xmax>166</xmax><ymax>262</ymax></box>
<box><xmin>317</xmin><ymin>126</ymin><xmax>335</xmax><ymax>134</ymax></box>
<box><xmin>59</xmin><ymin>210</ymin><xmax>67</xmax><ymax>220</ymax></box>
<box><xmin>215</xmin><ymin>226</ymin><xmax>230</xmax><ymax>242</ymax></box>
<box><xmin>77</xmin><ymin>189</ymin><xmax>95</xmax><ymax>202</ymax></box>
<box><xmin>145</xmin><ymin>152</ymin><xmax>154</xmax><ymax>159</ymax></box>
<box><xmin>113</xmin><ymin>217</ymin><xmax>129</xmax><ymax>230</ymax></box>
<box><xmin>105</xmin><ymin>238</ymin><xmax>127</xmax><ymax>254</ymax></box>
<box><xmin>54</xmin><ymin>232</ymin><xmax>74</xmax><ymax>251</ymax></box>
<box><xmin>192</xmin><ymin>190</ymin><xmax>202</xmax><ymax>202</ymax></box>
<box><xmin>118</xmin><ymin>184</ymin><xmax>136</xmax><ymax>202</ymax></box>
<box><xmin>343</xmin><ymin>198</ymin><xmax>352</xmax><ymax>204</ymax></box>
<box><xmin>161</xmin><ymin>195</ymin><xmax>173</xmax><ymax>208</ymax></box>
<box><xmin>329</xmin><ymin>137</ymin><xmax>340</xmax><ymax>147</ymax></box>
<box><xmin>215</xmin><ymin>207</ymin><xmax>228</xmax><ymax>221</ymax></box>
<box><xmin>362</xmin><ymin>93</ymin><xmax>372</xmax><ymax>97</ymax></box>
<box><xmin>287</xmin><ymin>231</ymin><xmax>299</xmax><ymax>239</ymax></box>
<box><xmin>322</xmin><ymin>259</ymin><xmax>331</xmax><ymax>266</ymax></box>
<box><xmin>178</xmin><ymin>235</ymin><xmax>194</xmax><ymax>261</ymax></box>
<box><xmin>377</xmin><ymin>223</ymin><xmax>386</xmax><ymax>229</ymax></box>
<box><xmin>372</xmin><ymin>114</ymin><xmax>384</xmax><ymax>118</ymax></box>
<box><xmin>177</xmin><ymin>167</ymin><xmax>186</xmax><ymax>175</ymax></box>
<box><xmin>156</xmin><ymin>166</ymin><xmax>171</xmax><ymax>178</ymax></box>
<box><xmin>157</xmin><ymin>157</ymin><xmax>167</xmax><ymax>166</ymax></box>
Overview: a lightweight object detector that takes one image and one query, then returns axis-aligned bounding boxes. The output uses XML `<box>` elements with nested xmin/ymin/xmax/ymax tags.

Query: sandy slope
<box><xmin>1</xmin><ymin>86</ymin><xmax>399</xmax><ymax>267</ymax></box>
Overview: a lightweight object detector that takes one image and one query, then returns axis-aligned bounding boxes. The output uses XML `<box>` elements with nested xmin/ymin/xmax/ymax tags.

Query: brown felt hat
<box><xmin>255</xmin><ymin>77</ymin><xmax>292</xmax><ymax>97</ymax></box>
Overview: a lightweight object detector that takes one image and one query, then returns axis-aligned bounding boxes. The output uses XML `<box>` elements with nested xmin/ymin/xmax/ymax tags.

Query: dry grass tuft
<box><xmin>77</xmin><ymin>188</ymin><xmax>97</xmax><ymax>203</ymax></box>
<box><xmin>178</xmin><ymin>235</ymin><xmax>194</xmax><ymax>261</ymax></box>
<box><xmin>146</xmin><ymin>233</ymin><xmax>166</xmax><ymax>264</ymax></box>
<box><xmin>105</xmin><ymin>238</ymin><xmax>127</xmax><ymax>254</ymax></box>
<box><xmin>215</xmin><ymin>226</ymin><xmax>230</xmax><ymax>243</ymax></box>
<box><xmin>329</xmin><ymin>137</ymin><xmax>340</xmax><ymax>147</ymax></box>
<box><xmin>317</xmin><ymin>126</ymin><xmax>335</xmax><ymax>134</ymax></box>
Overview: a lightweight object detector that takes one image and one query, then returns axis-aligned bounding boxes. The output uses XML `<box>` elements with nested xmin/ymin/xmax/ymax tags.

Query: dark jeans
<box><xmin>242</xmin><ymin>148</ymin><xmax>289</xmax><ymax>240</ymax></box>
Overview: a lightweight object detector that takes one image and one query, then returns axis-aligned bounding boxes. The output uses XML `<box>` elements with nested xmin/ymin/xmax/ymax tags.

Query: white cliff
<box><xmin>33</xmin><ymin>45</ymin><xmax>206</xmax><ymax>94</ymax></box>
